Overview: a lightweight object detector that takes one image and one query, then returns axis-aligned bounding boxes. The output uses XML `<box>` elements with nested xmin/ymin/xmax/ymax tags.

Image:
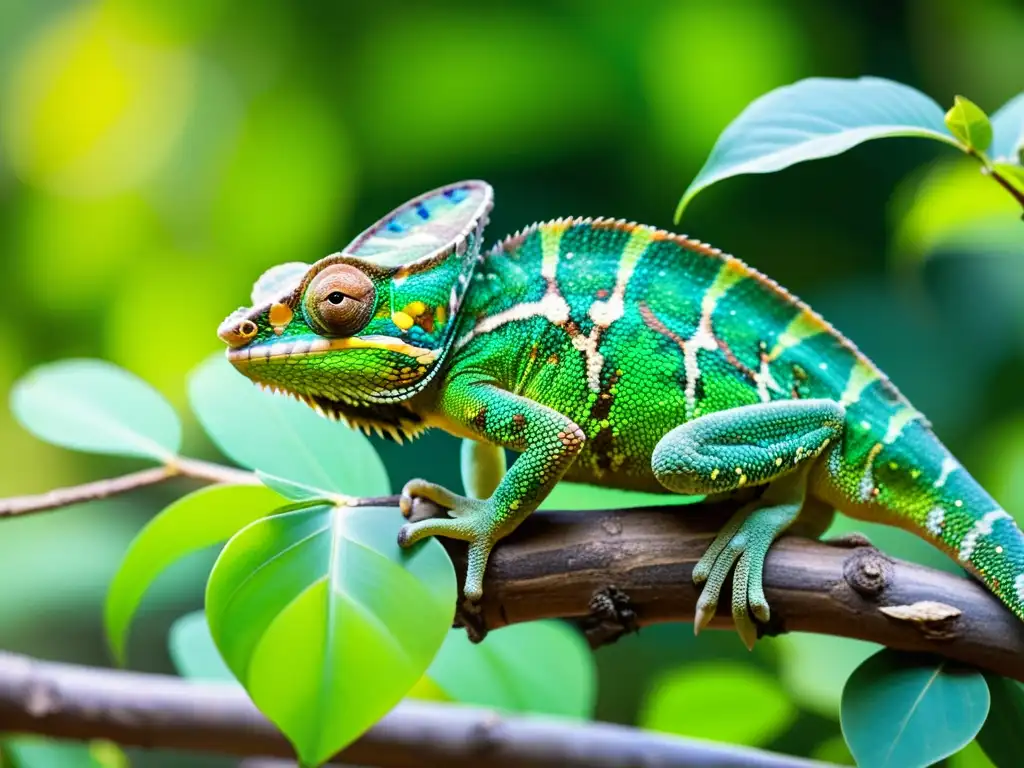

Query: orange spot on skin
<box><xmin>596</xmin><ymin>289</ymin><xmax>609</xmax><ymax>299</ymax></box>
<box><xmin>269</xmin><ymin>303</ymin><xmax>293</xmax><ymax>334</ymax></box>
<box><xmin>547</xmin><ymin>354</ymin><xmax>559</xmax><ymax>365</ymax></box>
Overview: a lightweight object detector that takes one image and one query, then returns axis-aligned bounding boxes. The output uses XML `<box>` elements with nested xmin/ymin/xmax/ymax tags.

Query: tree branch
<box><xmin>392</xmin><ymin>497</ymin><xmax>1024</xmax><ymax>681</ymax></box>
<box><xmin>0</xmin><ymin>652</ymin><xmax>829</xmax><ymax>768</ymax></box>
<box><xmin>0</xmin><ymin>458</ymin><xmax>257</xmax><ymax>519</ymax></box>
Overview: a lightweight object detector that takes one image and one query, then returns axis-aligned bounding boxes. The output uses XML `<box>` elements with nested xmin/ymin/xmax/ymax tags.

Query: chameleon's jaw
<box><xmin>225</xmin><ymin>334</ymin><xmax>440</xmax><ymax>366</ymax></box>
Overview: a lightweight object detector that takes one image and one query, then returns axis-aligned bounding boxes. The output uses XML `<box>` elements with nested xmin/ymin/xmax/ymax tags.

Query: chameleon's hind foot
<box><xmin>692</xmin><ymin>494</ymin><xmax>802</xmax><ymax>650</ymax></box>
<box><xmin>397</xmin><ymin>478</ymin><xmax>497</xmax><ymax>601</ymax></box>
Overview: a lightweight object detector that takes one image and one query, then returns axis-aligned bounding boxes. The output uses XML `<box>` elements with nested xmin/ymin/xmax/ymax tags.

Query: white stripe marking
<box><xmin>925</xmin><ymin>507</ymin><xmax>945</xmax><ymax>537</ymax></box>
<box><xmin>933</xmin><ymin>456</ymin><xmax>959</xmax><ymax>489</ymax></box>
<box><xmin>958</xmin><ymin>509</ymin><xmax>1012</xmax><ymax>562</ymax></box>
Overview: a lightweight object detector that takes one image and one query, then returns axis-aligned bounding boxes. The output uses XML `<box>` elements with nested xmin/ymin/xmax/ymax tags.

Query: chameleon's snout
<box><xmin>218</xmin><ymin>313</ymin><xmax>258</xmax><ymax>349</ymax></box>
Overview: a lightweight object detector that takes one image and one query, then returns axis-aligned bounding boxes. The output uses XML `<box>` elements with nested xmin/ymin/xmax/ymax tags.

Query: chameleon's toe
<box><xmin>401</xmin><ymin>478</ymin><xmax>479</xmax><ymax>519</ymax></box>
<box><xmin>692</xmin><ymin>501</ymin><xmax>786</xmax><ymax>649</ymax></box>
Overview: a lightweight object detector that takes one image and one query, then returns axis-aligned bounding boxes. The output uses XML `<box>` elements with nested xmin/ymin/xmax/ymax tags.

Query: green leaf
<box><xmin>1</xmin><ymin>739</ymin><xmax>127</xmax><ymax>768</ymax></box>
<box><xmin>990</xmin><ymin>92</ymin><xmax>1024</xmax><ymax>162</ymax></box>
<box><xmin>841</xmin><ymin>650</ymin><xmax>990</xmax><ymax>768</ymax></box>
<box><xmin>890</xmin><ymin>159</ymin><xmax>1024</xmax><ymax>267</ymax></box>
<box><xmin>189</xmin><ymin>355</ymin><xmax>390</xmax><ymax>497</ymax></box>
<box><xmin>426</xmin><ymin>621</ymin><xmax>596</xmax><ymax>718</ymax></box>
<box><xmin>168</xmin><ymin>610</ymin><xmax>237</xmax><ymax>683</ymax></box>
<box><xmin>639</xmin><ymin>661</ymin><xmax>797</xmax><ymax>747</ymax></box>
<box><xmin>676</xmin><ymin>77</ymin><xmax>959</xmax><ymax>220</ymax></box>
<box><xmin>976</xmin><ymin>674</ymin><xmax>1024</xmax><ymax>768</ymax></box>
<box><xmin>257</xmin><ymin>471</ymin><xmax>339</xmax><ymax>502</ymax></box>
<box><xmin>206</xmin><ymin>503</ymin><xmax>456</xmax><ymax>767</ymax></box>
<box><xmin>105</xmin><ymin>484</ymin><xmax>285</xmax><ymax>664</ymax></box>
<box><xmin>540</xmin><ymin>481</ymin><xmax>701</xmax><ymax>510</ymax></box>
<box><xmin>945</xmin><ymin>96</ymin><xmax>994</xmax><ymax>153</ymax></box>
<box><xmin>774</xmin><ymin>632</ymin><xmax>878</xmax><ymax>718</ymax></box>
<box><xmin>11</xmin><ymin>359</ymin><xmax>180</xmax><ymax>462</ymax></box>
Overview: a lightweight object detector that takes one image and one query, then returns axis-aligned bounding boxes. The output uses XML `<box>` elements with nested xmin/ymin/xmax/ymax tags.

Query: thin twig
<box><xmin>0</xmin><ymin>458</ymin><xmax>257</xmax><ymax>519</ymax></box>
<box><xmin>986</xmin><ymin>166</ymin><xmax>1024</xmax><ymax>210</ymax></box>
<box><xmin>0</xmin><ymin>652</ymin><xmax>832</xmax><ymax>768</ymax></box>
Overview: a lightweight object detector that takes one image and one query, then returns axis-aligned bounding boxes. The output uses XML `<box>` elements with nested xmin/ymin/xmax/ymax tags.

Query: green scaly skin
<box><xmin>218</xmin><ymin>181</ymin><xmax>1024</xmax><ymax>648</ymax></box>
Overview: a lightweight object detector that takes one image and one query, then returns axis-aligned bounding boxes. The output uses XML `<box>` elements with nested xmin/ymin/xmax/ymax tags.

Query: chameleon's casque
<box><xmin>220</xmin><ymin>180</ymin><xmax>1024</xmax><ymax>646</ymax></box>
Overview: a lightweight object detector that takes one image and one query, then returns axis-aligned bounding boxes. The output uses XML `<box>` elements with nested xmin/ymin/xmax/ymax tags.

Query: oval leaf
<box><xmin>426</xmin><ymin>621</ymin><xmax>596</xmax><ymax>718</ymax></box>
<box><xmin>841</xmin><ymin>650</ymin><xmax>990</xmax><ymax>768</ymax></box>
<box><xmin>676</xmin><ymin>77</ymin><xmax>959</xmax><ymax>220</ymax></box>
<box><xmin>257</xmin><ymin>471</ymin><xmax>342</xmax><ymax>503</ymax></box>
<box><xmin>206</xmin><ymin>504</ymin><xmax>456</xmax><ymax>767</ymax></box>
<box><xmin>169</xmin><ymin>610</ymin><xmax>238</xmax><ymax>683</ymax></box>
<box><xmin>945</xmin><ymin>95</ymin><xmax>993</xmax><ymax>153</ymax></box>
<box><xmin>189</xmin><ymin>355</ymin><xmax>390</xmax><ymax>497</ymax></box>
<box><xmin>991</xmin><ymin>92</ymin><xmax>1024</xmax><ymax>162</ymax></box>
<box><xmin>639</xmin><ymin>661</ymin><xmax>797</xmax><ymax>747</ymax></box>
<box><xmin>11</xmin><ymin>359</ymin><xmax>181</xmax><ymax>462</ymax></box>
<box><xmin>105</xmin><ymin>484</ymin><xmax>285</xmax><ymax>664</ymax></box>
<box><xmin>977</xmin><ymin>674</ymin><xmax>1024</xmax><ymax>768</ymax></box>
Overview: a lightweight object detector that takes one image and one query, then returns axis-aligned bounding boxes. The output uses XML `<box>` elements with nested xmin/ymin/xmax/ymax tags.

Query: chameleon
<box><xmin>218</xmin><ymin>180</ymin><xmax>1024</xmax><ymax>647</ymax></box>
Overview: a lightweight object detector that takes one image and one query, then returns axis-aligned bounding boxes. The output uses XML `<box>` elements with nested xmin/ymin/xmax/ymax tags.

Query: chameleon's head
<box><xmin>217</xmin><ymin>181</ymin><xmax>493</xmax><ymax>440</ymax></box>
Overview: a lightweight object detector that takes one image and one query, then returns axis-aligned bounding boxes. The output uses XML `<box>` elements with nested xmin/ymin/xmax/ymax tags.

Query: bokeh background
<box><xmin>1</xmin><ymin>0</ymin><xmax>1022</xmax><ymax>765</ymax></box>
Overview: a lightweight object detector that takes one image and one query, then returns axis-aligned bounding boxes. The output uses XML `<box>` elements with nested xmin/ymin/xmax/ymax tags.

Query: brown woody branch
<box><xmin>0</xmin><ymin>652</ymin><xmax>828</xmax><ymax>768</ymax></box>
<box><xmin>393</xmin><ymin>496</ymin><xmax>1024</xmax><ymax>681</ymax></box>
<box><xmin>0</xmin><ymin>458</ymin><xmax>257</xmax><ymax>519</ymax></box>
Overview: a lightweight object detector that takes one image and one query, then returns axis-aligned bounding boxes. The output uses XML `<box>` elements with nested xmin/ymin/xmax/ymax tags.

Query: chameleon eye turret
<box><xmin>303</xmin><ymin>264</ymin><xmax>376</xmax><ymax>337</ymax></box>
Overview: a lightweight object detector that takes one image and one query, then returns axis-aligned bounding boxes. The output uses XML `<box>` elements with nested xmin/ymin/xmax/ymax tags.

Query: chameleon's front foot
<box><xmin>398</xmin><ymin>478</ymin><xmax>499</xmax><ymax>601</ymax></box>
<box><xmin>692</xmin><ymin>498</ymin><xmax>801</xmax><ymax>650</ymax></box>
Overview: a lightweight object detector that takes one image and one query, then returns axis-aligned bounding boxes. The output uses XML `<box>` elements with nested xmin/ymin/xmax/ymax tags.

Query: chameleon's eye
<box><xmin>304</xmin><ymin>264</ymin><xmax>376</xmax><ymax>337</ymax></box>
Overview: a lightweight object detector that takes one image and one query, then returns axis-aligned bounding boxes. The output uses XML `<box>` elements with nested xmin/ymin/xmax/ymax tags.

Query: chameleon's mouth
<box><xmin>226</xmin><ymin>335</ymin><xmax>440</xmax><ymax>365</ymax></box>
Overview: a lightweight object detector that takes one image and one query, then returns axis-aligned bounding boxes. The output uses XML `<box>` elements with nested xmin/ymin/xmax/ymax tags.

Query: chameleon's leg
<box><xmin>460</xmin><ymin>439</ymin><xmax>506</xmax><ymax>500</ymax></box>
<box><xmin>651</xmin><ymin>399</ymin><xmax>845</xmax><ymax>648</ymax></box>
<box><xmin>398</xmin><ymin>375</ymin><xmax>584</xmax><ymax>600</ymax></box>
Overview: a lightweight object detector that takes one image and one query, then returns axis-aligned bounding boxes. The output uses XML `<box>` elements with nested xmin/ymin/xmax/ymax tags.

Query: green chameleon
<box><xmin>218</xmin><ymin>180</ymin><xmax>1024</xmax><ymax>647</ymax></box>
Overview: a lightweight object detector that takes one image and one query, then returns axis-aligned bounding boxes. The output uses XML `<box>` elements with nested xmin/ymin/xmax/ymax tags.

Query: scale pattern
<box><xmin>448</xmin><ymin>218</ymin><xmax>1024</xmax><ymax>619</ymax></box>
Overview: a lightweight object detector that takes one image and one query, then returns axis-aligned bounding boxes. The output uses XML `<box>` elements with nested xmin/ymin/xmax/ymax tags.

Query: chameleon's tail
<box><xmin>909</xmin><ymin>451</ymin><xmax>1024</xmax><ymax>621</ymax></box>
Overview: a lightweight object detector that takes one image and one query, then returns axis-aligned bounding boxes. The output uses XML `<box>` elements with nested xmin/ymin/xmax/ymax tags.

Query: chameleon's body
<box><xmin>219</xmin><ymin>181</ymin><xmax>1024</xmax><ymax>645</ymax></box>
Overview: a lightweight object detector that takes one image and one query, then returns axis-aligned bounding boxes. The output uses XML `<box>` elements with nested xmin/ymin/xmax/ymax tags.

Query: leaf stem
<box><xmin>0</xmin><ymin>458</ymin><xmax>258</xmax><ymax>519</ymax></box>
<box><xmin>985</xmin><ymin>166</ymin><xmax>1024</xmax><ymax>212</ymax></box>
<box><xmin>966</xmin><ymin>147</ymin><xmax>1024</xmax><ymax>213</ymax></box>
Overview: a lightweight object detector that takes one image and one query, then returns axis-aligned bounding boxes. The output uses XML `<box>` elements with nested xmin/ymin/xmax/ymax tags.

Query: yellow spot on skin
<box><xmin>392</xmin><ymin>311</ymin><xmax>414</xmax><ymax>330</ymax></box>
<box><xmin>996</xmin><ymin>546</ymin><xmax>1004</xmax><ymax>554</ymax></box>
<box><xmin>269</xmin><ymin>302</ymin><xmax>293</xmax><ymax>334</ymax></box>
<box><xmin>911</xmin><ymin>469</ymin><xmax>921</xmax><ymax>479</ymax></box>
<box><xmin>435</xmin><ymin>304</ymin><xmax>447</xmax><ymax>326</ymax></box>
<box><xmin>775</xmin><ymin>457</ymin><xmax>783</xmax><ymax>466</ymax></box>
<box><xmin>711</xmin><ymin>468</ymin><xmax>720</xmax><ymax>480</ymax></box>
<box><xmin>405</xmin><ymin>301</ymin><xmax>427</xmax><ymax>317</ymax></box>
<box><xmin>510</xmin><ymin>500</ymin><xmax>520</xmax><ymax>510</ymax></box>
<box><xmin>739</xmin><ymin>474</ymin><xmax>747</xmax><ymax>486</ymax></box>
<box><xmin>735</xmin><ymin>467</ymin><xmax>743</xmax><ymax>474</ymax></box>
<box><xmin>955</xmin><ymin>500</ymin><xmax>963</xmax><ymax>508</ymax></box>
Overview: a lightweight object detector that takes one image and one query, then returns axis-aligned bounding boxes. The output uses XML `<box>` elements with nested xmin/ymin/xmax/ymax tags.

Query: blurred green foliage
<box><xmin>2</xmin><ymin>0</ymin><xmax>1023</xmax><ymax>766</ymax></box>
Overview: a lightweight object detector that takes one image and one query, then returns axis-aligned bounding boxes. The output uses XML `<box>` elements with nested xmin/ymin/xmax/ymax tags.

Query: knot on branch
<box><xmin>843</xmin><ymin>547</ymin><xmax>894</xmax><ymax>598</ymax></box>
<box><xmin>581</xmin><ymin>586</ymin><xmax>638</xmax><ymax>648</ymax></box>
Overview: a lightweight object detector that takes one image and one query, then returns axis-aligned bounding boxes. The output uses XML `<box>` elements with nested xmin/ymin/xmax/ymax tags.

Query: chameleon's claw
<box><xmin>693</xmin><ymin>599</ymin><xmax>715</xmax><ymax>635</ymax></box>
